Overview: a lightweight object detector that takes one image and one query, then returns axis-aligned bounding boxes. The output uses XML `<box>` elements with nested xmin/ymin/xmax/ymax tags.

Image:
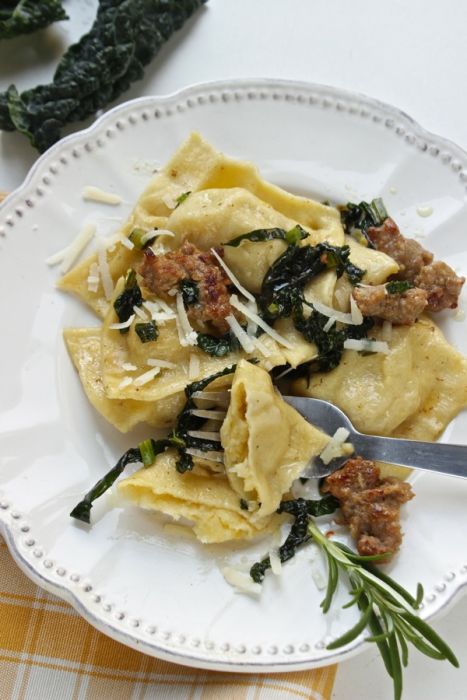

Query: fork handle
<box><xmin>352</xmin><ymin>433</ymin><xmax>467</xmax><ymax>478</ymax></box>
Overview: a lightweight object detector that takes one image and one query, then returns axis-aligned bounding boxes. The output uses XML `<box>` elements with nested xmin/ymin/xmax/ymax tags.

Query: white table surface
<box><xmin>1</xmin><ymin>1</ymin><xmax>466</xmax><ymax>698</ymax></box>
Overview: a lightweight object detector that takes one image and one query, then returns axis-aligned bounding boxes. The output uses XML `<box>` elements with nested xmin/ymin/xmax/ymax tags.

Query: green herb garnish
<box><xmin>0</xmin><ymin>1</ymin><xmax>67</xmax><ymax>40</ymax></box>
<box><xmin>113</xmin><ymin>269</ymin><xmax>143</xmax><ymax>333</ymax></box>
<box><xmin>386</xmin><ymin>280</ymin><xmax>414</xmax><ymax>294</ymax></box>
<box><xmin>339</xmin><ymin>198</ymin><xmax>388</xmax><ymax>246</ymax></box>
<box><xmin>129</xmin><ymin>228</ymin><xmax>156</xmax><ymax>250</ymax></box>
<box><xmin>179</xmin><ymin>279</ymin><xmax>199</xmax><ymax>306</ymax></box>
<box><xmin>0</xmin><ymin>0</ymin><xmax>207</xmax><ymax>151</ymax></box>
<box><xmin>135</xmin><ymin>320</ymin><xmax>158</xmax><ymax>343</ymax></box>
<box><xmin>175</xmin><ymin>191</ymin><xmax>191</xmax><ymax>207</ymax></box>
<box><xmin>225</xmin><ymin>225</ymin><xmax>309</xmax><ymax>248</ymax></box>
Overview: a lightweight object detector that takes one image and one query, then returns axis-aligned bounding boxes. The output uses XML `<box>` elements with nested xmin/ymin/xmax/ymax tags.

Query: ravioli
<box><xmin>294</xmin><ymin>317</ymin><xmax>467</xmax><ymax>441</ymax></box>
<box><xmin>64</xmin><ymin>328</ymin><xmax>185</xmax><ymax>431</ymax></box>
<box><xmin>221</xmin><ymin>360</ymin><xmax>330</xmax><ymax>516</ymax></box>
<box><xmin>118</xmin><ymin>451</ymin><xmax>279</xmax><ymax>543</ymax></box>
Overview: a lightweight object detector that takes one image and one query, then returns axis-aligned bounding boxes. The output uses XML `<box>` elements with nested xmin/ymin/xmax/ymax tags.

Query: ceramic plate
<box><xmin>1</xmin><ymin>79</ymin><xmax>467</xmax><ymax>672</ymax></box>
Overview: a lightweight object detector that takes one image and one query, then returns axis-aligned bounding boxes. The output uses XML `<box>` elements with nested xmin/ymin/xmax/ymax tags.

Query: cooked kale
<box><xmin>250</xmin><ymin>496</ymin><xmax>340</xmax><ymax>583</ymax></box>
<box><xmin>175</xmin><ymin>191</ymin><xmax>191</xmax><ymax>207</ymax></box>
<box><xmin>260</xmin><ymin>242</ymin><xmax>365</xmax><ymax>322</ymax></box>
<box><xmin>196</xmin><ymin>331</ymin><xmax>240</xmax><ymax>357</ymax></box>
<box><xmin>129</xmin><ymin>227</ymin><xmax>156</xmax><ymax>250</ymax></box>
<box><xmin>135</xmin><ymin>320</ymin><xmax>158</xmax><ymax>343</ymax></box>
<box><xmin>386</xmin><ymin>280</ymin><xmax>414</xmax><ymax>294</ymax></box>
<box><xmin>179</xmin><ymin>279</ymin><xmax>199</xmax><ymax>306</ymax></box>
<box><xmin>113</xmin><ymin>269</ymin><xmax>143</xmax><ymax>333</ymax></box>
<box><xmin>0</xmin><ymin>1</ymin><xmax>67</xmax><ymax>40</ymax></box>
<box><xmin>0</xmin><ymin>0</ymin><xmax>207</xmax><ymax>151</ymax></box>
<box><xmin>240</xmin><ymin>498</ymin><xmax>249</xmax><ymax>511</ymax></box>
<box><xmin>339</xmin><ymin>198</ymin><xmax>388</xmax><ymax>246</ymax></box>
<box><xmin>225</xmin><ymin>225</ymin><xmax>309</xmax><ymax>248</ymax></box>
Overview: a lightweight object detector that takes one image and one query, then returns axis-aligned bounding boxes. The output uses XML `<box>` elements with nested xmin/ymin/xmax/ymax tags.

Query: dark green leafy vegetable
<box><xmin>0</xmin><ymin>0</ymin><xmax>67</xmax><ymax>40</ymax></box>
<box><xmin>113</xmin><ymin>269</ymin><xmax>143</xmax><ymax>333</ymax></box>
<box><xmin>386</xmin><ymin>280</ymin><xmax>414</xmax><ymax>294</ymax></box>
<box><xmin>308</xmin><ymin>521</ymin><xmax>458</xmax><ymax>700</ymax></box>
<box><xmin>239</xmin><ymin>498</ymin><xmax>249</xmax><ymax>511</ymax></box>
<box><xmin>339</xmin><ymin>198</ymin><xmax>388</xmax><ymax>246</ymax></box>
<box><xmin>179</xmin><ymin>279</ymin><xmax>199</xmax><ymax>306</ymax></box>
<box><xmin>135</xmin><ymin>320</ymin><xmax>158</xmax><ymax>343</ymax></box>
<box><xmin>225</xmin><ymin>225</ymin><xmax>309</xmax><ymax>248</ymax></box>
<box><xmin>0</xmin><ymin>0</ymin><xmax>207</xmax><ymax>151</ymax></box>
<box><xmin>196</xmin><ymin>331</ymin><xmax>240</xmax><ymax>357</ymax></box>
<box><xmin>129</xmin><ymin>227</ymin><xmax>156</xmax><ymax>249</ymax></box>
<box><xmin>175</xmin><ymin>191</ymin><xmax>191</xmax><ymax>207</ymax></box>
<box><xmin>250</xmin><ymin>496</ymin><xmax>339</xmax><ymax>583</ymax></box>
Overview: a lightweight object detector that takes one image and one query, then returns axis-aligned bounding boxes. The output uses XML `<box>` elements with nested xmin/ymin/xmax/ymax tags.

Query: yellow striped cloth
<box><xmin>0</xmin><ymin>538</ymin><xmax>336</xmax><ymax>699</ymax></box>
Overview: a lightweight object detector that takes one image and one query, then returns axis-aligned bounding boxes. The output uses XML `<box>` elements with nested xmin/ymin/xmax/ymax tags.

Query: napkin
<box><xmin>0</xmin><ymin>538</ymin><xmax>336</xmax><ymax>700</ymax></box>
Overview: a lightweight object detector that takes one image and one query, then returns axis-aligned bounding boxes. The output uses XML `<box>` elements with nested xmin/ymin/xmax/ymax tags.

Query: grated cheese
<box><xmin>46</xmin><ymin>223</ymin><xmax>96</xmax><ymax>272</ymax></box>
<box><xmin>122</xmin><ymin>362</ymin><xmax>137</xmax><ymax>371</ymax></box>
<box><xmin>97</xmin><ymin>238</ymin><xmax>114</xmax><ymax>300</ymax></box>
<box><xmin>350</xmin><ymin>294</ymin><xmax>364</xmax><ymax>325</ymax></box>
<box><xmin>343</xmin><ymin>338</ymin><xmax>390</xmax><ymax>354</ymax></box>
<box><xmin>133</xmin><ymin>367</ymin><xmax>161</xmax><ymax>386</ymax></box>
<box><xmin>133</xmin><ymin>305</ymin><xmax>149</xmax><ymax>320</ymax></box>
<box><xmin>323</xmin><ymin>316</ymin><xmax>336</xmax><ymax>333</ymax></box>
<box><xmin>109</xmin><ymin>313</ymin><xmax>135</xmax><ymax>330</ymax></box>
<box><xmin>221</xmin><ymin>567</ymin><xmax>262</xmax><ymax>594</ymax></box>
<box><xmin>87</xmin><ymin>261</ymin><xmax>100</xmax><ymax>293</ymax></box>
<box><xmin>225</xmin><ymin>314</ymin><xmax>255</xmax><ymax>353</ymax></box>
<box><xmin>175</xmin><ymin>292</ymin><xmax>198</xmax><ymax>346</ymax></box>
<box><xmin>309</xmin><ymin>297</ymin><xmax>361</xmax><ymax>326</ymax></box>
<box><xmin>269</xmin><ymin>547</ymin><xmax>282</xmax><ymax>576</ymax></box>
<box><xmin>187</xmin><ymin>430</ymin><xmax>221</xmax><ymax>441</ymax></box>
<box><xmin>230</xmin><ymin>295</ymin><xmax>294</xmax><ymax>349</ymax></box>
<box><xmin>319</xmin><ymin>428</ymin><xmax>352</xmax><ymax>465</ymax></box>
<box><xmin>119</xmin><ymin>236</ymin><xmax>134</xmax><ymax>250</ymax></box>
<box><xmin>185</xmin><ymin>448</ymin><xmax>225</xmax><ymax>463</ymax></box>
<box><xmin>146</xmin><ymin>358</ymin><xmax>177</xmax><ymax>369</ymax></box>
<box><xmin>188</xmin><ymin>353</ymin><xmax>200</xmax><ymax>379</ymax></box>
<box><xmin>118</xmin><ymin>377</ymin><xmax>133</xmax><ymax>389</ymax></box>
<box><xmin>82</xmin><ymin>185</ymin><xmax>122</xmax><ymax>205</ymax></box>
<box><xmin>210</xmin><ymin>248</ymin><xmax>256</xmax><ymax>303</ymax></box>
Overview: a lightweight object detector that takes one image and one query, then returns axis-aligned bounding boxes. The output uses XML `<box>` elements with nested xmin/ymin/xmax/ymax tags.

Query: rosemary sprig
<box><xmin>308</xmin><ymin>520</ymin><xmax>459</xmax><ymax>700</ymax></box>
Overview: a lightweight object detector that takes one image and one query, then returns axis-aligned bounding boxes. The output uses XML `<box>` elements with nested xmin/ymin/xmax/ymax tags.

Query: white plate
<box><xmin>1</xmin><ymin>79</ymin><xmax>467</xmax><ymax>673</ymax></box>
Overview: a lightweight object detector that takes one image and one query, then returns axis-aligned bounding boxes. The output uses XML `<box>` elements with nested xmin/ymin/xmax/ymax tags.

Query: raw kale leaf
<box><xmin>225</xmin><ymin>225</ymin><xmax>309</xmax><ymax>248</ymax></box>
<box><xmin>0</xmin><ymin>1</ymin><xmax>67</xmax><ymax>40</ymax></box>
<box><xmin>250</xmin><ymin>496</ymin><xmax>340</xmax><ymax>583</ymax></box>
<box><xmin>339</xmin><ymin>198</ymin><xmax>388</xmax><ymax>246</ymax></box>
<box><xmin>0</xmin><ymin>0</ymin><xmax>207</xmax><ymax>151</ymax></box>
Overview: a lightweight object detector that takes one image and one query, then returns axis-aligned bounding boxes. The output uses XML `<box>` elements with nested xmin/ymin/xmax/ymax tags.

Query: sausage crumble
<box><xmin>323</xmin><ymin>457</ymin><xmax>414</xmax><ymax>558</ymax></box>
<box><xmin>138</xmin><ymin>241</ymin><xmax>235</xmax><ymax>333</ymax></box>
<box><xmin>352</xmin><ymin>284</ymin><xmax>428</xmax><ymax>325</ymax></box>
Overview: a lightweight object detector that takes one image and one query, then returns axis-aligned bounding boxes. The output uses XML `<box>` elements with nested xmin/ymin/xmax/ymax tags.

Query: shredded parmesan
<box><xmin>82</xmin><ymin>186</ymin><xmax>122</xmax><ymax>205</ymax></box>
<box><xmin>210</xmin><ymin>248</ymin><xmax>256</xmax><ymax>303</ymax></box>
<box><xmin>122</xmin><ymin>362</ymin><xmax>137</xmax><ymax>371</ymax></box>
<box><xmin>118</xmin><ymin>377</ymin><xmax>133</xmax><ymax>389</ymax></box>
<box><xmin>46</xmin><ymin>223</ymin><xmax>96</xmax><ymax>272</ymax></box>
<box><xmin>350</xmin><ymin>294</ymin><xmax>364</xmax><ymax>325</ymax></box>
<box><xmin>269</xmin><ymin>547</ymin><xmax>282</xmax><ymax>576</ymax></box>
<box><xmin>146</xmin><ymin>358</ymin><xmax>177</xmax><ymax>369</ymax></box>
<box><xmin>87</xmin><ymin>261</ymin><xmax>100</xmax><ymax>293</ymax></box>
<box><xmin>190</xmin><ymin>409</ymin><xmax>226</xmax><ymax>420</ymax></box>
<box><xmin>221</xmin><ymin>567</ymin><xmax>262</xmax><ymax>594</ymax></box>
<box><xmin>119</xmin><ymin>236</ymin><xmax>134</xmax><ymax>250</ymax></box>
<box><xmin>230</xmin><ymin>295</ymin><xmax>294</xmax><ymax>349</ymax></box>
<box><xmin>185</xmin><ymin>448</ymin><xmax>225</xmax><ymax>463</ymax></box>
<box><xmin>343</xmin><ymin>338</ymin><xmax>390</xmax><ymax>354</ymax></box>
<box><xmin>381</xmin><ymin>320</ymin><xmax>393</xmax><ymax>342</ymax></box>
<box><xmin>161</xmin><ymin>193</ymin><xmax>178</xmax><ymax>210</ymax></box>
<box><xmin>109</xmin><ymin>314</ymin><xmax>135</xmax><ymax>330</ymax></box>
<box><xmin>133</xmin><ymin>305</ymin><xmax>148</xmax><ymax>320</ymax></box>
<box><xmin>97</xmin><ymin>238</ymin><xmax>114</xmax><ymax>300</ymax></box>
<box><xmin>308</xmin><ymin>298</ymin><xmax>358</xmax><ymax>326</ymax></box>
<box><xmin>175</xmin><ymin>292</ymin><xmax>198</xmax><ymax>346</ymax></box>
<box><xmin>225</xmin><ymin>314</ymin><xmax>255</xmax><ymax>353</ymax></box>
<box><xmin>319</xmin><ymin>428</ymin><xmax>352</xmax><ymax>465</ymax></box>
<box><xmin>152</xmin><ymin>229</ymin><xmax>175</xmax><ymax>239</ymax></box>
<box><xmin>188</xmin><ymin>353</ymin><xmax>200</xmax><ymax>379</ymax></box>
<box><xmin>253</xmin><ymin>336</ymin><xmax>272</xmax><ymax>357</ymax></box>
<box><xmin>133</xmin><ymin>367</ymin><xmax>161</xmax><ymax>386</ymax></box>
<box><xmin>323</xmin><ymin>316</ymin><xmax>336</xmax><ymax>333</ymax></box>
<box><xmin>187</xmin><ymin>430</ymin><xmax>221</xmax><ymax>441</ymax></box>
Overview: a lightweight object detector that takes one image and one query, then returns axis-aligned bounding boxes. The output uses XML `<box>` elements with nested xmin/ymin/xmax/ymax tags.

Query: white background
<box><xmin>1</xmin><ymin>1</ymin><xmax>466</xmax><ymax>698</ymax></box>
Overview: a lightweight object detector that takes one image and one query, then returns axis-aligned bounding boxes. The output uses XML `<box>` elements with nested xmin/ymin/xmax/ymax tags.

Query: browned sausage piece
<box><xmin>352</xmin><ymin>285</ymin><xmax>428</xmax><ymax>325</ymax></box>
<box><xmin>139</xmin><ymin>241</ymin><xmax>235</xmax><ymax>333</ymax></box>
<box><xmin>414</xmin><ymin>261</ymin><xmax>465</xmax><ymax>311</ymax></box>
<box><xmin>323</xmin><ymin>457</ymin><xmax>414</xmax><ymax>558</ymax></box>
<box><xmin>367</xmin><ymin>217</ymin><xmax>433</xmax><ymax>282</ymax></box>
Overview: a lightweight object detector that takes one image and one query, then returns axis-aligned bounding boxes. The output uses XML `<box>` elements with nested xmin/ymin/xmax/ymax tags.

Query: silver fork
<box><xmin>284</xmin><ymin>396</ymin><xmax>467</xmax><ymax>479</ymax></box>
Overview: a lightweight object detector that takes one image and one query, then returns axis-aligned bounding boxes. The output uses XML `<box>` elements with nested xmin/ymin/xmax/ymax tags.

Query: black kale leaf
<box><xmin>0</xmin><ymin>1</ymin><xmax>67</xmax><ymax>41</ymax></box>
